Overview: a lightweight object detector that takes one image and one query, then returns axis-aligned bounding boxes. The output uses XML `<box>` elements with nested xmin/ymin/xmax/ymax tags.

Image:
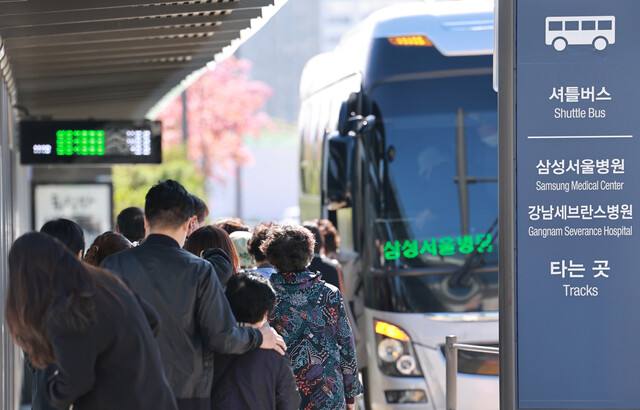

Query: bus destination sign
<box><xmin>20</xmin><ymin>120</ymin><xmax>162</xmax><ymax>164</ymax></box>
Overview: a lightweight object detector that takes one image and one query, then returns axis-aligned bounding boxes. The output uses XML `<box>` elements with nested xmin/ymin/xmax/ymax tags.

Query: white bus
<box><xmin>298</xmin><ymin>1</ymin><xmax>498</xmax><ymax>409</ymax></box>
<box><xmin>545</xmin><ymin>15</ymin><xmax>615</xmax><ymax>51</ymax></box>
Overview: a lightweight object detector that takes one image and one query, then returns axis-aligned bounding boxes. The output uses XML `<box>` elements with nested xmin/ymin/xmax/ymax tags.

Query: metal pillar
<box><xmin>445</xmin><ymin>336</ymin><xmax>458</xmax><ymax>410</ymax></box>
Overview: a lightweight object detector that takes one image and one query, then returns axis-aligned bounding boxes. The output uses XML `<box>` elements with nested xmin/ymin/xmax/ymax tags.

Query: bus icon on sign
<box><xmin>545</xmin><ymin>16</ymin><xmax>615</xmax><ymax>51</ymax></box>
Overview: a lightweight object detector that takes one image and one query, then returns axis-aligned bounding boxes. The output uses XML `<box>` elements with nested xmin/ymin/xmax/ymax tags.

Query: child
<box><xmin>211</xmin><ymin>273</ymin><xmax>300</xmax><ymax>410</ymax></box>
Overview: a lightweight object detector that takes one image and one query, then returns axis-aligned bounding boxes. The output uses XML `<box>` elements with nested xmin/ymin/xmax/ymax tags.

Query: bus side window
<box><xmin>582</xmin><ymin>20</ymin><xmax>595</xmax><ymax>30</ymax></box>
<box><xmin>548</xmin><ymin>21</ymin><xmax>562</xmax><ymax>31</ymax></box>
<box><xmin>565</xmin><ymin>21</ymin><xmax>579</xmax><ymax>31</ymax></box>
<box><xmin>598</xmin><ymin>20</ymin><xmax>612</xmax><ymax>30</ymax></box>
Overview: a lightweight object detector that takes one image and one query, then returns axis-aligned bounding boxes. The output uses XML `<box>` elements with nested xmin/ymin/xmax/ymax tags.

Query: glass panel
<box><xmin>369</xmin><ymin>74</ymin><xmax>498</xmax><ymax>270</ymax></box>
<box><xmin>582</xmin><ymin>20</ymin><xmax>596</xmax><ymax>30</ymax></box>
<box><xmin>366</xmin><ymin>271</ymin><xmax>499</xmax><ymax>313</ymax></box>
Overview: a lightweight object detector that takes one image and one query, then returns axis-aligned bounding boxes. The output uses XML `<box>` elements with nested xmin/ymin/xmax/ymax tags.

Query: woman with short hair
<box><xmin>247</xmin><ymin>222</ymin><xmax>279</xmax><ymax>279</ymax></box>
<box><xmin>261</xmin><ymin>225</ymin><xmax>363</xmax><ymax>410</ymax></box>
<box><xmin>5</xmin><ymin>232</ymin><xmax>177</xmax><ymax>410</ymax></box>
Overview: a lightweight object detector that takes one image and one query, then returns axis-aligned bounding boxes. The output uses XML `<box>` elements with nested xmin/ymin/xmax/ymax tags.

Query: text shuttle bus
<box><xmin>298</xmin><ymin>1</ymin><xmax>498</xmax><ymax>408</ymax></box>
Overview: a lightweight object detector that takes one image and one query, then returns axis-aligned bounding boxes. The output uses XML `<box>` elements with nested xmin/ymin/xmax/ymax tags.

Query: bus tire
<box><xmin>552</xmin><ymin>37</ymin><xmax>567</xmax><ymax>51</ymax></box>
<box><xmin>593</xmin><ymin>37</ymin><xmax>608</xmax><ymax>51</ymax></box>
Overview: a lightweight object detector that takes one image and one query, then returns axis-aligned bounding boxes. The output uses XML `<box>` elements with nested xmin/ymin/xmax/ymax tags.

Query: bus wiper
<box><xmin>448</xmin><ymin>217</ymin><xmax>498</xmax><ymax>288</ymax></box>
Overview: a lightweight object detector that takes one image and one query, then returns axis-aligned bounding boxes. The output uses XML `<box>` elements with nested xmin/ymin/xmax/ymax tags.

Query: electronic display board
<box><xmin>20</xmin><ymin>120</ymin><xmax>162</xmax><ymax>164</ymax></box>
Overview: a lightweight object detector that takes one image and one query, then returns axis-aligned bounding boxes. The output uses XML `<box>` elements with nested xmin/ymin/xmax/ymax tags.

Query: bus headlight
<box><xmin>396</xmin><ymin>354</ymin><xmax>416</xmax><ymax>375</ymax></box>
<box><xmin>375</xmin><ymin>320</ymin><xmax>423</xmax><ymax>377</ymax></box>
<box><xmin>378</xmin><ymin>338</ymin><xmax>404</xmax><ymax>363</ymax></box>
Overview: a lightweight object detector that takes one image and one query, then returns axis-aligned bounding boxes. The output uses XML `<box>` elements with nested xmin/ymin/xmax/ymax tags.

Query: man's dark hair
<box><xmin>224</xmin><ymin>272</ymin><xmax>276</xmax><ymax>324</ymax></box>
<box><xmin>260</xmin><ymin>225</ymin><xmax>315</xmax><ymax>272</ymax></box>
<box><xmin>248</xmin><ymin>222</ymin><xmax>278</xmax><ymax>262</ymax></box>
<box><xmin>302</xmin><ymin>222</ymin><xmax>323</xmax><ymax>254</ymax></box>
<box><xmin>40</xmin><ymin>218</ymin><xmax>85</xmax><ymax>257</ymax></box>
<box><xmin>144</xmin><ymin>180</ymin><xmax>194</xmax><ymax>229</ymax></box>
<box><xmin>116</xmin><ymin>207</ymin><xmax>145</xmax><ymax>242</ymax></box>
<box><xmin>190</xmin><ymin>194</ymin><xmax>209</xmax><ymax>225</ymax></box>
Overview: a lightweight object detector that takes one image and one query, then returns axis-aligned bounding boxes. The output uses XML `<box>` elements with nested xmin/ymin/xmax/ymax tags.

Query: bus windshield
<box><xmin>368</xmin><ymin>73</ymin><xmax>498</xmax><ymax>271</ymax></box>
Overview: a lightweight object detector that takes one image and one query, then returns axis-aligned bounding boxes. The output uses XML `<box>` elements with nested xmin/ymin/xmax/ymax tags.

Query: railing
<box><xmin>445</xmin><ymin>335</ymin><xmax>500</xmax><ymax>410</ymax></box>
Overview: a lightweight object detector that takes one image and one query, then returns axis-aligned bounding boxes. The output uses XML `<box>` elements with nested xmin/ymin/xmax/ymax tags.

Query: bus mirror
<box><xmin>324</xmin><ymin>132</ymin><xmax>356</xmax><ymax>210</ymax></box>
<box><xmin>357</xmin><ymin>114</ymin><xmax>376</xmax><ymax>134</ymax></box>
<box><xmin>338</xmin><ymin>92</ymin><xmax>359</xmax><ymax>136</ymax></box>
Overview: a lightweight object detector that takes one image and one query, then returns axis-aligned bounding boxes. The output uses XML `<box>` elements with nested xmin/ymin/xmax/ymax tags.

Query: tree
<box><xmin>156</xmin><ymin>56</ymin><xmax>272</xmax><ymax>182</ymax></box>
<box><xmin>112</xmin><ymin>57</ymin><xmax>271</xmax><ymax>214</ymax></box>
<box><xmin>112</xmin><ymin>143</ymin><xmax>206</xmax><ymax>218</ymax></box>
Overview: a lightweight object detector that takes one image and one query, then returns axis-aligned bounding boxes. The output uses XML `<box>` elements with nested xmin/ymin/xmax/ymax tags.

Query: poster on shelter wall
<box><xmin>33</xmin><ymin>183</ymin><xmax>112</xmax><ymax>249</ymax></box>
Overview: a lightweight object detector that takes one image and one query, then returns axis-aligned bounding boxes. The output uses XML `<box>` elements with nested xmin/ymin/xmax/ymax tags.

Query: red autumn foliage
<box><xmin>155</xmin><ymin>57</ymin><xmax>272</xmax><ymax>182</ymax></box>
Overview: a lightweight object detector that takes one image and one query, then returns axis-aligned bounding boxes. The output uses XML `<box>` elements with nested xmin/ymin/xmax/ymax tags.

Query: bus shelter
<box><xmin>0</xmin><ymin>2</ymin><xmax>284</xmax><ymax>408</ymax></box>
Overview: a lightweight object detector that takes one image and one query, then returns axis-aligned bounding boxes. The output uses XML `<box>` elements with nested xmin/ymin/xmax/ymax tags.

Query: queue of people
<box><xmin>7</xmin><ymin>179</ymin><xmax>362</xmax><ymax>410</ymax></box>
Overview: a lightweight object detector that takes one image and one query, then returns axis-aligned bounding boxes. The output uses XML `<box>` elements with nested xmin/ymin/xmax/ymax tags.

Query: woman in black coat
<box><xmin>184</xmin><ymin>225</ymin><xmax>238</xmax><ymax>286</ymax></box>
<box><xmin>6</xmin><ymin>232</ymin><xmax>177</xmax><ymax>410</ymax></box>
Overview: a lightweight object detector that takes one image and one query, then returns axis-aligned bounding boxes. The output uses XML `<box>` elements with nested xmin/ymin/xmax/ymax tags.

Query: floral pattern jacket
<box><xmin>270</xmin><ymin>270</ymin><xmax>364</xmax><ymax>410</ymax></box>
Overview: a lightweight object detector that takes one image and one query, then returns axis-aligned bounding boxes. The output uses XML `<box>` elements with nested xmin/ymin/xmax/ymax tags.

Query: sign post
<box><xmin>501</xmin><ymin>0</ymin><xmax>640</xmax><ymax>408</ymax></box>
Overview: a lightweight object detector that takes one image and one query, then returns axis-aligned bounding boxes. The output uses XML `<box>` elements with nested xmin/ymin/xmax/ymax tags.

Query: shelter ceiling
<box><xmin>0</xmin><ymin>0</ymin><xmax>274</xmax><ymax>119</ymax></box>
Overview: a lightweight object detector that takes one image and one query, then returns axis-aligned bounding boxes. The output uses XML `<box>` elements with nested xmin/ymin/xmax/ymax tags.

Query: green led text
<box><xmin>383</xmin><ymin>234</ymin><xmax>494</xmax><ymax>260</ymax></box>
<box><xmin>55</xmin><ymin>130</ymin><xmax>106</xmax><ymax>156</ymax></box>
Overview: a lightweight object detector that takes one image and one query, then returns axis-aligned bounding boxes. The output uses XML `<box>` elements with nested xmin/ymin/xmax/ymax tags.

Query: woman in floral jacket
<box><xmin>261</xmin><ymin>225</ymin><xmax>363</xmax><ymax>410</ymax></box>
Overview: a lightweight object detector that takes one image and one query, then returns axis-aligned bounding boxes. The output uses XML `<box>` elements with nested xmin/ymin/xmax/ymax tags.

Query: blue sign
<box><xmin>516</xmin><ymin>1</ymin><xmax>640</xmax><ymax>408</ymax></box>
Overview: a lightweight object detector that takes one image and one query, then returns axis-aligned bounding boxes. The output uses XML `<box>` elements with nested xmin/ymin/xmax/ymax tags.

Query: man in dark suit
<box><xmin>102</xmin><ymin>180</ymin><xmax>286</xmax><ymax>410</ymax></box>
<box><xmin>304</xmin><ymin>223</ymin><xmax>345</xmax><ymax>294</ymax></box>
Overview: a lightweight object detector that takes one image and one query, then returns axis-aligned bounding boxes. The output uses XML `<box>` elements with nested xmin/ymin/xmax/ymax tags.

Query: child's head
<box><xmin>224</xmin><ymin>272</ymin><xmax>276</xmax><ymax>326</ymax></box>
